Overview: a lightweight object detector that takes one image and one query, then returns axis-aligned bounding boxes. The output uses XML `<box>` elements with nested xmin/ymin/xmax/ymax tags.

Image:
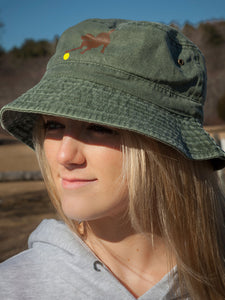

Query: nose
<box><xmin>57</xmin><ymin>135</ymin><xmax>86</xmax><ymax>168</ymax></box>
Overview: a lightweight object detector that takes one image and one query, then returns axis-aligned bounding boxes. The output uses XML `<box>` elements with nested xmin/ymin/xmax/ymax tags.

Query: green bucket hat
<box><xmin>1</xmin><ymin>18</ymin><xmax>225</xmax><ymax>169</ymax></box>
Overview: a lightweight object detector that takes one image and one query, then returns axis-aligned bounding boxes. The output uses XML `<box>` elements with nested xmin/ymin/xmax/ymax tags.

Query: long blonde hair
<box><xmin>122</xmin><ymin>132</ymin><xmax>225</xmax><ymax>299</ymax></box>
<box><xmin>34</xmin><ymin>118</ymin><xmax>225</xmax><ymax>299</ymax></box>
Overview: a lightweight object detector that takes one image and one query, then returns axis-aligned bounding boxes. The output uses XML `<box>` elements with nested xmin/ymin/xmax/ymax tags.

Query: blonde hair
<box><xmin>34</xmin><ymin>118</ymin><xmax>225</xmax><ymax>299</ymax></box>
<box><xmin>122</xmin><ymin>132</ymin><xmax>225</xmax><ymax>299</ymax></box>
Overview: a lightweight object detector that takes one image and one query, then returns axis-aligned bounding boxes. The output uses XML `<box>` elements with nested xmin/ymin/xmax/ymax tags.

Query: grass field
<box><xmin>0</xmin><ymin>141</ymin><xmax>57</xmax><ymax>262</ymax></box>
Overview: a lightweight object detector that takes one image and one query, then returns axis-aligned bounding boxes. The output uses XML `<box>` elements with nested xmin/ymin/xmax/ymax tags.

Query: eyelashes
<box><xmin>87</xmin><ymin>124</ymin><xmax>116</xmax><ymax>135</ymax></box>
<box><xmin>44</xmin><ymin>121</ymin><xmax>64</xmax><ymax>131</ymax></box>
<box><xmin>43</xmin><ymin>120</ymin><xmax>118</xmax><ymax>136</ymax></box>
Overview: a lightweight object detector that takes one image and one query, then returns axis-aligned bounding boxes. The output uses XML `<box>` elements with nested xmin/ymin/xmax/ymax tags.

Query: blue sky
<box><xmin>1</xmin><ymin>0</ymin><xmax>225</xmax><ymax>51</ymax></box>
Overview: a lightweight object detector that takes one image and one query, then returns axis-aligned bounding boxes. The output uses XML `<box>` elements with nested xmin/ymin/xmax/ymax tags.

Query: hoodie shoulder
<box><xmin>0</xmin><ymin>219</ymin><xmax>134</xmax><ymax>300</ymax></box>
<box><xmin>0</xmin><ymin>219</ymin><xmax>94</xmax><ymax>299</ymax></box>
<box><xmin>0</xmin><ymin>219</ymin><xmax>183</xmax><ymax>300</ymax></box>
<box><xmin>0</xmin><ymin>219</ymin><xmax>86</xmax><ymax>271</ymax></box>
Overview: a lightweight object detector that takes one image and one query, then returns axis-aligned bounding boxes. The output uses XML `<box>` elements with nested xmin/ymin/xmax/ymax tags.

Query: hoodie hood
<box><xmin>28</xmin><ymin>219</ymin><xmax>93</xmax><ymax>258</ymax></box>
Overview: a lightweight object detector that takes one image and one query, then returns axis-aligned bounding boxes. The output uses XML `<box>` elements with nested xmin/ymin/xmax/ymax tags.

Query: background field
<box><xmin>0</xmin><ymin>140</ymin><xmax>57</xmax><ymax>262</ymax></box>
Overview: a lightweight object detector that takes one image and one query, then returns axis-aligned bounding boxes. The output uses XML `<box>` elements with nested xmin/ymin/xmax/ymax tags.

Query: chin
<box><xmin>62</xmin><ymin>205</ymin><xmax>114</xmax><ymax>223</ymax></box>
<box><xmin>61</xmin><ymin>201</ymin><xmax>100</xmax><ymax>222</ymax></box>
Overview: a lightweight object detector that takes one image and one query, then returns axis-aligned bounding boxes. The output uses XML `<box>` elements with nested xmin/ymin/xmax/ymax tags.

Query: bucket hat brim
<box><xmin>1</xmin><ymin>73</ymin><xmax>225</xmax><ymax>170</ymax></box>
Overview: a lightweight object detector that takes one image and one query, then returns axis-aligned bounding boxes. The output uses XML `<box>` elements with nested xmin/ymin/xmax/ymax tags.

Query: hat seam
<box><xmin>1</xmin><ymin>80</ymin><xmax>195</xmax><ymax>123</ymax></box>
<box><xmin>17</xmin><ymin>78</ymin><xmax>201</xmax><ymax>120</ymax></box>
<box><xmin>48</xmin><ymin>60</ymin><xmax>203</xmax><ymax>106</ymax></box>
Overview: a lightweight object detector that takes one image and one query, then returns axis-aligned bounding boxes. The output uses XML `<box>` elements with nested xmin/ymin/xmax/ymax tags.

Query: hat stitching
<box><xmin>2</xmin><ymin>83</ymin><xmax>195</xmax><ymax>122</ymax></box>
<box><xmin>48</xmin><ymin>61</ymin><xmax>203</xmax><ymax>105</ymax></box>
<box><xmin>14</xmin><ymin>75</ymin><xmax>203</xmax><ymax>125</ymax></box>
<box><xmin>2</xmin><ymin>86</ymin><xmax>198</xmax><ymax>126</ymax></box>
<box><xmin>15</xmin><ymin>76</ymin><xmax>202</xmax><ymax>121</ymax></box>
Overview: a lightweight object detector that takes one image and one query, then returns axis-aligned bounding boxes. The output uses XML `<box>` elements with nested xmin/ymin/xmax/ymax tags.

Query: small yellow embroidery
<box><xmin>63</xmin><ymin>53</ymin><xmax>70</xmax><ymax>60</ymax></box>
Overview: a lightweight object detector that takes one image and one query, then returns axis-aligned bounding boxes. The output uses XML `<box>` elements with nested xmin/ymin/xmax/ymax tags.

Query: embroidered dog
<box><xmin>65</xmin><ymin>29</ymin><xmax>115</xmax><ymax>54</ymax></box>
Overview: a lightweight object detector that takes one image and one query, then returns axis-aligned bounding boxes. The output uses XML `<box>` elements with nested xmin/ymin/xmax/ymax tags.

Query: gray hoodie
<box><xmin>0</xmin><ymin>219</ymin><xmax>188</xmax><ymax>299</ymax></box>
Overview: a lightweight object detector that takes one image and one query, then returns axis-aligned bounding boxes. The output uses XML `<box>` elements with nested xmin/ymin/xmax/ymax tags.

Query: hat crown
<box><xmin>48</xmin><ymin>19</ymin><xmax>206</xmax><ymax>121</ymax></box>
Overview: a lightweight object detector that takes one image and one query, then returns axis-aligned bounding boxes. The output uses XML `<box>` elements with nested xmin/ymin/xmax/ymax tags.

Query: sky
<box><xmin>0</xmin><ymin>0</ymin><xmax>225</xmax><ymax>51</ymax></box>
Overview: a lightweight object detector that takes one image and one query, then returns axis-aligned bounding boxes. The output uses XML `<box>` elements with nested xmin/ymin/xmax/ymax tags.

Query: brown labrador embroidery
<box><xmin>64</xmin><ymin>29</ymin><xmax>115</xmax><ymax>57</ymax></box>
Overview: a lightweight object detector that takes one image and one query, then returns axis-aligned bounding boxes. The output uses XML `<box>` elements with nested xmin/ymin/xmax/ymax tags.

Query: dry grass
<box><xmin>0</xmin><ymin>143</ymin><xmax>57</xmax><ymax>262</ymax></box>
<box><xmin>0</xmin><ymin>142</ymin><xmax>39</xmax><ymax>172</ymax></box>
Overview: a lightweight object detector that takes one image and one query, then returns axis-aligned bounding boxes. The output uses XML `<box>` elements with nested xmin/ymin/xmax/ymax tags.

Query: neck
<box><xmin>84</xmin><ymin>216</ymin><xmax>175</xmax><ymax>298</ymax></box>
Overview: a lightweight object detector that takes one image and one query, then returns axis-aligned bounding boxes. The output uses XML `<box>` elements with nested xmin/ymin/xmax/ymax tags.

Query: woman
<box><xmin>0</xmin><ymin>19</ymin><xmax>225</xmax><ymax>299</ymax></box>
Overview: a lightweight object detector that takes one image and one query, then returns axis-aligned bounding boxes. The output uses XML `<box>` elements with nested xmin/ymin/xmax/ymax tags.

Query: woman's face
<box><xmin>43</xmin><ymin>116</ymin><xmax>128</xmax><ymax>222</ymax></box>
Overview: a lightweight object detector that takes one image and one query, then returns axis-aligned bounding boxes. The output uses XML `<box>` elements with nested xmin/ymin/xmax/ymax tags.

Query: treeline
<box><xmin>0</xmin><ymin>37</ymin><xmax>58</xmax><ymax>59</ymax></box>
<box><xmin>190</xmin><ymin>21</ymin><xmax>224</xmax><ymax>45</ymax></box>
<box><xmin>175</xmin><ymin>20</ymin><xmax>225</xmax><ymax>124</ymax></box>
<box><xmin>187</xmin><ymin>21</ymin><xmax>225</xmax><ymax>122</ymax></box>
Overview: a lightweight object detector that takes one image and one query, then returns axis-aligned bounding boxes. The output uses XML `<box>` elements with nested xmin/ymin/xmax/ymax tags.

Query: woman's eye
<box><xmin>87</xmin><ymin>124</ymin><xmax>117</xmax><ymax>135</ymax></box>
<box><xmin>44</xmin><ymin>121</ymin><xmax>64</xmax><ymax>131</ymax></box>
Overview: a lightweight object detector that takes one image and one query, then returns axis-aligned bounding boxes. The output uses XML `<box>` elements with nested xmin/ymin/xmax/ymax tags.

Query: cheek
<box><xmin>92</xmin><ymin>147</ymin><xmax>127</xmax><ymax>202</ymax></box>
<box><xmin>93</xmin><ymin>147</ymin><xmax>124</xmax><ymax>178</ymax></box>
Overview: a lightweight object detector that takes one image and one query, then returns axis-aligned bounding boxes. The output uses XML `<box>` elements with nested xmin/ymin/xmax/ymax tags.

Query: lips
<box><xmin>61</xmin><ymin>177</ymin><xmax>97</xmax><ymax>189</ymax></box>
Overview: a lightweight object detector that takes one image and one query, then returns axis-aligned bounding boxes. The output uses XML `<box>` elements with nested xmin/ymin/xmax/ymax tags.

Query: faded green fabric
<box><xmin>1</xmin><ymin>19</ymin><xmax>225</xmax><ymax>169</ymax></box>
